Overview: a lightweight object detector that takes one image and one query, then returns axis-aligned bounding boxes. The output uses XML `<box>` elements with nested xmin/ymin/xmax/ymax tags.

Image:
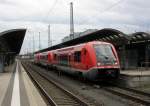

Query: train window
<box><xmin>74</xmin><ymin>51</ymin><xmax>81</xmax><ymax>62</ymax></box>
<box><xmin>69</xmin><ymin>55</ymin><xmax>71</xmax><ymax>61</ymax></box>
<box><xmin>94</xmin><ymin>44</ymin><xmax>116</xmax><ymax>64</ymax></box>
<box><xmin>41</xmin><ymin>55</ymin><xmax>47</xmax><ymax>60</ymax></box>
<box><xmin>59</xmin><ymin>55</ymin><xmax>68</xmax><ymax>65</ymax></box>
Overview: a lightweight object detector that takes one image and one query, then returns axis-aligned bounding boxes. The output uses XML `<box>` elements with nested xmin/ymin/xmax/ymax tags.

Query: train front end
<box><xmin>84</xmin><ymin>42</ymin><xmax>120</xmax><ymax>80</ymax></box>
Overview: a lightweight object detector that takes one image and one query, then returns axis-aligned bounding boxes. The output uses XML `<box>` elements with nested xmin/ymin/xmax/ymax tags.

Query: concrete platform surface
<box><xmin>0</xmin><ymin>64</ymin><xmax>15</xmax><ymax>106</ymax></box>
<box><xmin>0</xmin><ymin>60</ymin><xmax>46</xmax><ymax>106</ymax></box>
<box><xmin>119</xmin><ymin>70</ymin><xmax>150</xmax><ymax>87</ymax></box>
<box><xmin>19</xmin><ymin>61</ymin><xmax>46</xmax><ymax>106</ymax></box>
<box><xmin>121</xmin><ymin>70</ymin><xmax>150</xmax><ymax>76</ymax></box>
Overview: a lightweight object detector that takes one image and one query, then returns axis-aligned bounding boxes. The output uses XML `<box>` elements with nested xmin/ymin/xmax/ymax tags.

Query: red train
<box><xmin>34</xmin><ymin>41</ymin><xmax>120</xmax><ymax>80</ymax></box>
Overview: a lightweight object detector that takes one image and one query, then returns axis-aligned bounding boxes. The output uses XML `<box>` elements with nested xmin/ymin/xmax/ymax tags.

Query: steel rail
<box><xmin>103</xmin><ymin>86</ymin><xmax>150</xmax><ymax>105</ymax></box>
<box><xmin>22</xmin><ymin>62</ymin><xmax>89</xmax><ymax>106</ymax></box>
<box><xmin>22</xmin><ymin>62</ymin><xmax>57</xmax><ymax>106</ymax></box>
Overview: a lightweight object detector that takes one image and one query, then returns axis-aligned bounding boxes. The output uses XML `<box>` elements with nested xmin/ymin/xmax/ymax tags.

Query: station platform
<box><xmin>0</xmin><ymin>60</ymin><xmax>46</xmax><ymax>106</ymax></box>
<box><xmin>119</xmin><ymin>69</ymin><xmax>150</xmax><ymax>88</ymax></box>
<box><xmin>121</xmin><ymin>70</ymin><xmax>150</xmax><ymax>76</ymax></box>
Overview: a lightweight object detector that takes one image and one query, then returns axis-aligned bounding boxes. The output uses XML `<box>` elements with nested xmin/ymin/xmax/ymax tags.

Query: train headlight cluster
<box><xmin>97</xmin><ymin>62</ymin><xmax>104</xmax><ymax>66</ymax></box>
<box><xmin>114</xmin><ymin>60</ymin><xmax>118</xmax><ymax>65</ymax></box>
<box><xmin>114</xmin><ymin>62</ymin><xmax>118</xmax><ymax>65</ymax></box>
<box><xmin>97</xmin><ymin>62</ymin><xmax>101</xmax><ymax>66</ymax></box>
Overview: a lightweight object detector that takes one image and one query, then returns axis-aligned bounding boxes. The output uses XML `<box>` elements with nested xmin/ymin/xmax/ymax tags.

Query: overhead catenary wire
<box><xmin>42</xmin><ymin>0</ymin><xmax>58</xmax><ymax>49</ymax></box>
<box><xmin>82</xmin><ymin>0</ymin><xmax>125</xmax><ymax>31</ymax></box>
<box><xmin>42</xmin><ymin>0</ymin><xmax>58</xmax><ymax>23</ymax></box>
<box><xmin>100</xmin><ymin>0</ymin><xmax>125</xmax><ymax>13</ymax></box>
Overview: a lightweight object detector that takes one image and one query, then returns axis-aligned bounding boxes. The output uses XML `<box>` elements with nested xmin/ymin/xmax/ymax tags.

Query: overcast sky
<box><xmin>0</xmin><ymin>0</ymin><xmax>150</xmax><ymax>54</ymax></box>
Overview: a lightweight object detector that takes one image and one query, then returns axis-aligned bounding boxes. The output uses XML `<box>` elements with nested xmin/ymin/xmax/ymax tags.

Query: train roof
<box><xmin>36</xmin><ymin>41</ymin><xmax>112</xmax><ymax>54</ymax></box>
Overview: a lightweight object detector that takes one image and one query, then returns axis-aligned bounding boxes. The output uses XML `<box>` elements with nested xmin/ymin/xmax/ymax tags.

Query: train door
<box><xmin>74</xmin><ymin>51</ymin><xmax>82</xmax><ymax>69</ymax></box>
<box><xmin>68</xmin><ymin>53</ymin><xmax>71</xmax><ymax>67</ymax></box>
<box><xmin>82</xmin><ymin>48</ymin><xmax>87</xmax><ymax>69</ymax></box>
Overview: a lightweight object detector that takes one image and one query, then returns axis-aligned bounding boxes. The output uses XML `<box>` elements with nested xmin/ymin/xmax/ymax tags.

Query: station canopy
<box><xmin>0</xmin><ymin>29</ymin><xmax>26</xmax><ymax>55</ymax></box>
<box><xmin>129</xmin><ymin>32</ymin><xmax>150</xmax><ymax>43</ymax></box>
<box><xmin>36</xmin><ymin>28</ymin><xmax>150</xmax><ymax>53</ymax></box>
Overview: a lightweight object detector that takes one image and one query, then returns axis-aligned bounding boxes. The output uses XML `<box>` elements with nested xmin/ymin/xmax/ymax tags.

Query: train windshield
<box><xmin>94</xmin><ymin>44</ymin><xmax>116</xmax><ymax>65</ymax></box>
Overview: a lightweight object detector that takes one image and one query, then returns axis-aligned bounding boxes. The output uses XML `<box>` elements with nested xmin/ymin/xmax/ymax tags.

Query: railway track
<box><xmin>22</xmin><ymin>61</ymin><xmax>150</xmax><ymax>105</ymax></box>
<box><xmin>103</xmin><ymin>85</ymin><xmax>150</xmax><ymax>105</ymax></box>
<box><xmin>21</xmin><ymin>62</ymin><xmax>91</xmax><ymax>106</ymax></box>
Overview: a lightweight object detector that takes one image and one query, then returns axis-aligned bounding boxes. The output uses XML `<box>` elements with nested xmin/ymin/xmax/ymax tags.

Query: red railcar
<box><xmin>35</xmin><ymin>41</ymin><xmax>120</xmax><ymax>80</ymax></box>
<box><xmin>34</xmin><ymin>53</ymin><xmax>41</xmax><ymax>64</ymax></box>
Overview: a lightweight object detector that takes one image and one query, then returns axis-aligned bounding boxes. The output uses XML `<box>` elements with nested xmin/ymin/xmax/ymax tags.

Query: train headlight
<box><xmin>97</xmin><ymin>62</ymin><xmax>101</xmax><ymax>66</ymax></box>
<box><xmin>113</xmin><ymin>59</ymin><xmax>118</xmax><ymax>65</ymax></box>
<box><xmin>114</xmin><ymin>62</ymin><xmax>118</xmax><ymax>65</ymax></box>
